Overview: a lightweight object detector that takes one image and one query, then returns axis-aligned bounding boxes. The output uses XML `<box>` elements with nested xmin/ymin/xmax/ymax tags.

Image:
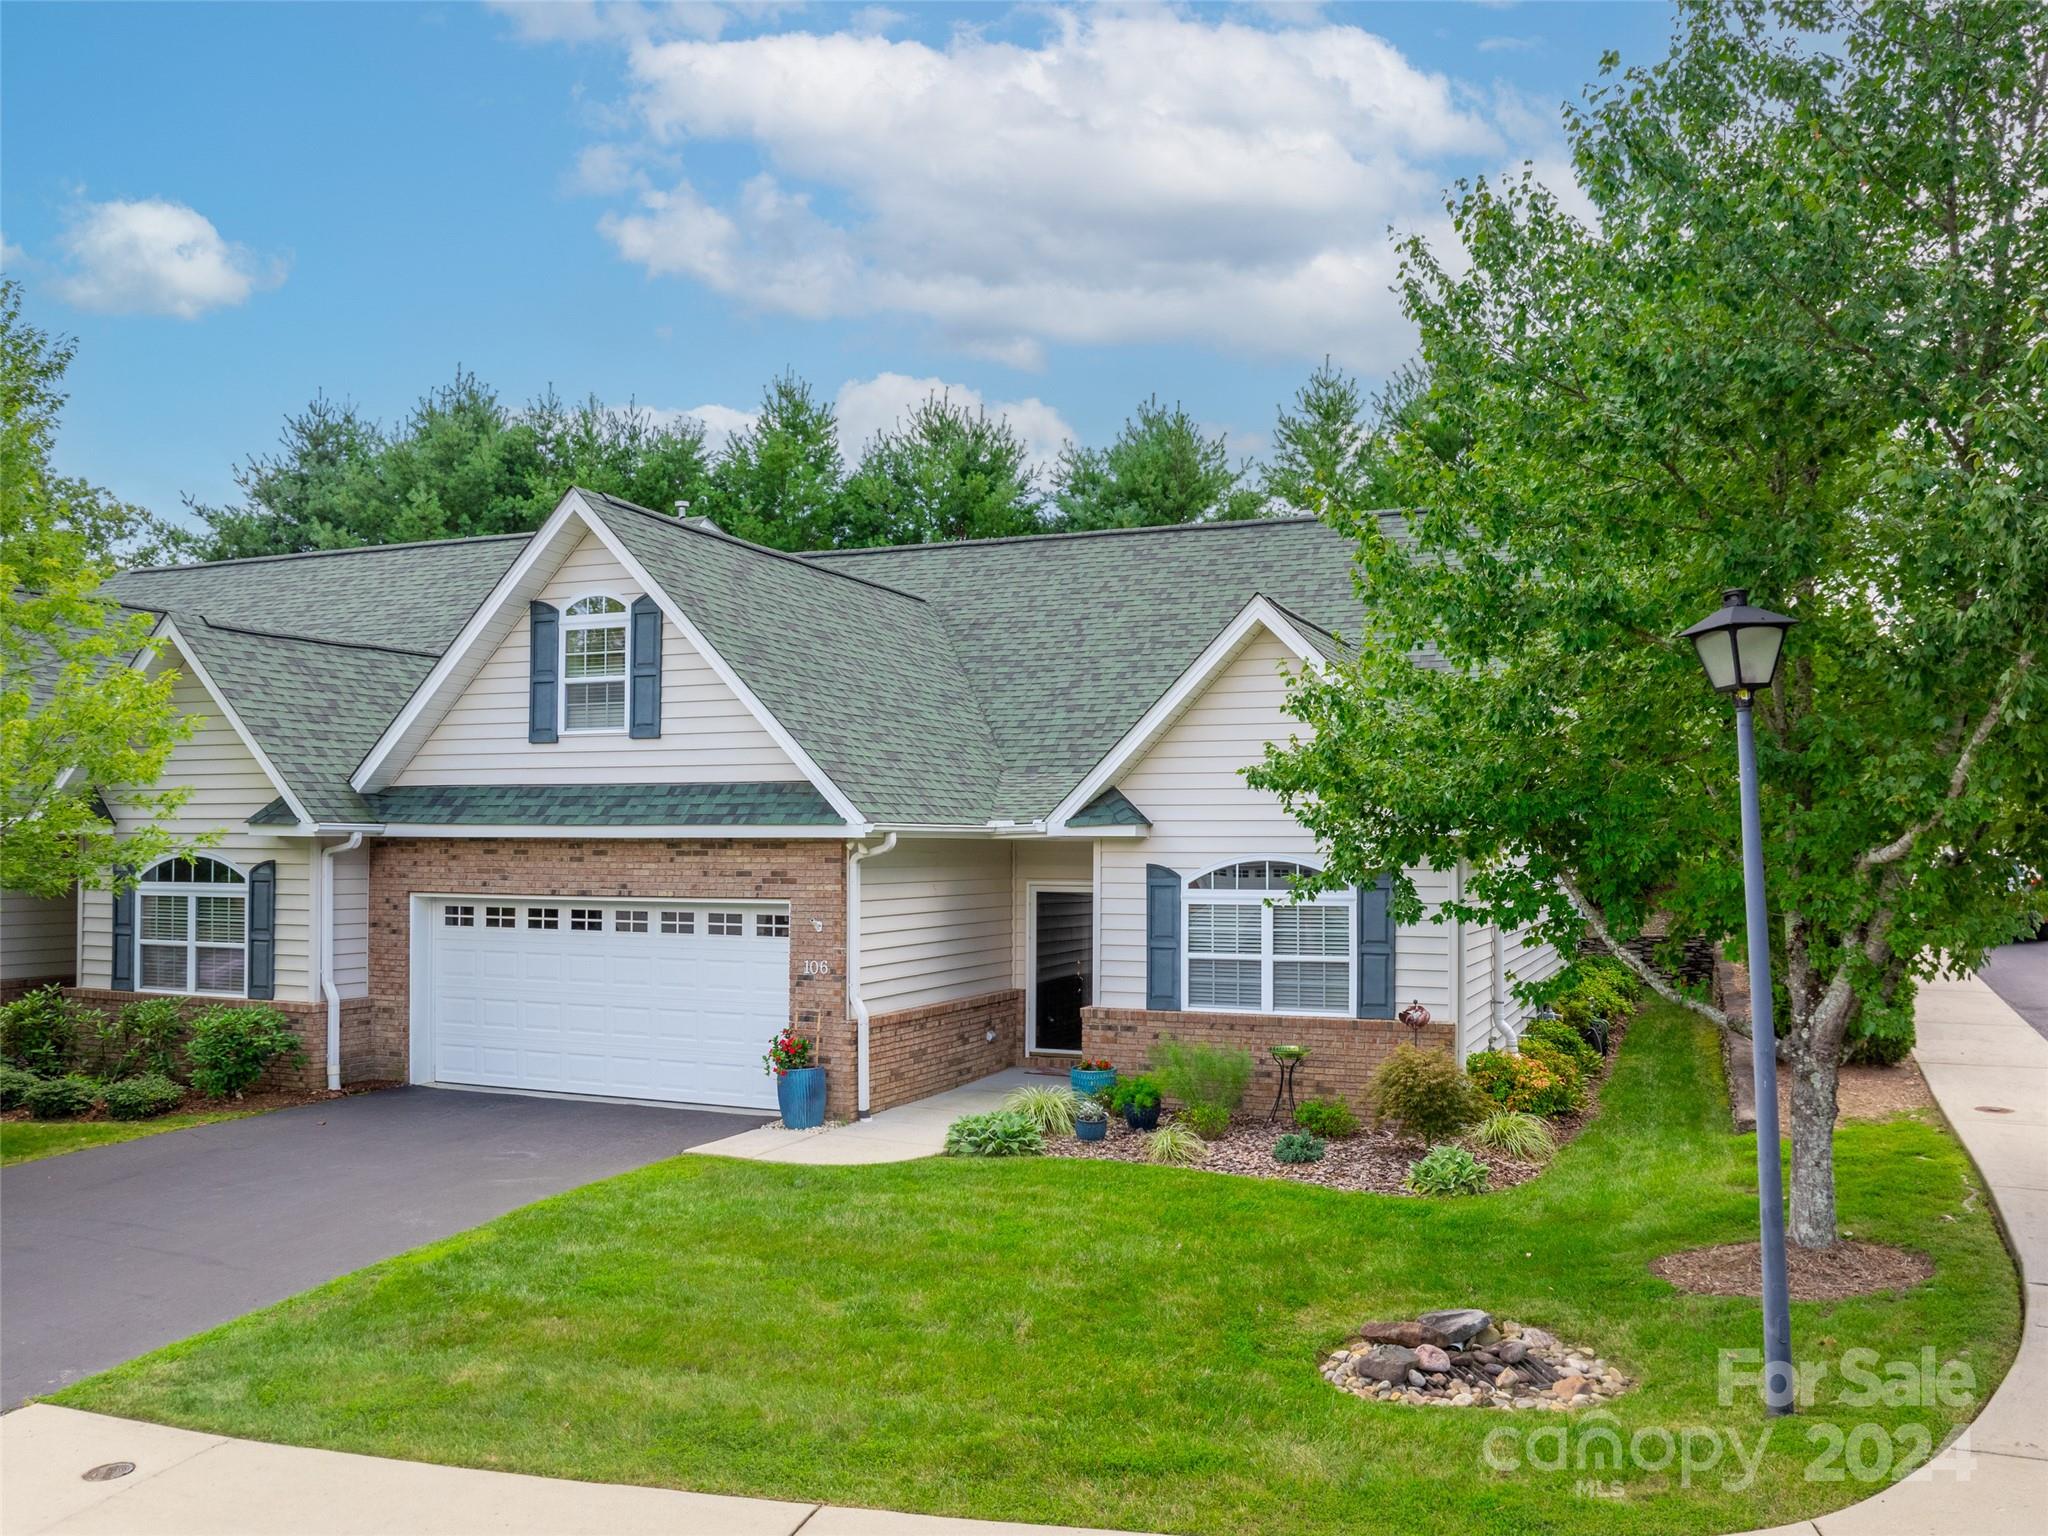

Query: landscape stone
<box><xmin>1406</xmin><ymin>1369</ymin><xmax>1428</xmax><ymax>1389</ymax></box>
<box><xmin>1415</xmin><ymin>1344</ymin><xmax>1452</xmax><ymax>1373</ymax></box>
<box><xmin>1520</xmin><ymin>1326</ymin><xmax>1560</xmax><ymax>1349</ymax></box>
<box><xmin>1353</xmin><ymin>1345</ymin><xmax>1420</xmax><ymax>1384</ymax></box>
<box><xmin>1551</xmin><ymin>1375</ymin><xmax>1588</xmax><ymax>1399</ymax></box>
<box><xmin>1416</xmin><ymin>1308</ymin><xmax>1493</xmax><ymax>1346</ymax></box>
<box><xmin>1496</xmin><ymin>1339</ymin><xmax>1530</xmax><ymax>1364</ymax></box>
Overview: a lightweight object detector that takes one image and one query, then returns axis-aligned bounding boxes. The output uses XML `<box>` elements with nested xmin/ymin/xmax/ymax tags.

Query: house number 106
<box><xmin>801</xmin><ymin>959</ymin><xmax>834</xmax><ymax>977</ymax></box>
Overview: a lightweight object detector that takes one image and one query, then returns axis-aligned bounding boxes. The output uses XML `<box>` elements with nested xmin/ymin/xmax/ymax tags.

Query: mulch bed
<box><xmin>1</xmin><ymin>1079</ymin><xmax>398</xmax><ymax>1126</ymax></box>
<box><xmin>1650</xmin><ymin>1239</ymin><xmax>1934</xmax><ymax>1299</ymax></box>
<box><xmin>1043</xmin><ymin>1025</ymin><xmax>1623</xmax><ymax>1196</ymax></box>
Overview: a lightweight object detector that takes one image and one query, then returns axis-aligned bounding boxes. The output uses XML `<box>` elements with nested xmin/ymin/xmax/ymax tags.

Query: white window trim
<box><xmin>135</xmin><ymin>855</ymin><xmax>250</xmax><ymax>999</ymax></box>
<box><xmin>1182</xmin><ymin>860</ymin><xmax>1354</xmax><ymax>1019</ymax></box>
<box><xmin>560</xmin><ymin>592</ymin><xmax>630</xmax><ymax>736</ymax></box>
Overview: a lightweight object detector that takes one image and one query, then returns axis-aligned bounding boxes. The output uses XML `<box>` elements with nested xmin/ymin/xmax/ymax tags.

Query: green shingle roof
<box><xmin>100</xmin><ymin>493</ymin><xmax>1372</xmax><ymax>830</ymax></box>
<box><xmin>1068</xmin><ymin>787</ymin><xmax>1150</xmax><ymax>828</ymax></box>
<box><xmin>362</xmin><ymin>782</ymin><xmax>841</xmax><ymax>827</ymax></box>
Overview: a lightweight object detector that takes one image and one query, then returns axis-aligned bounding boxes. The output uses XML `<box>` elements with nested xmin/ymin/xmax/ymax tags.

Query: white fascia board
<box><xmin>152</xmin><ymin>620</ymin><xmax>318</xmax><ymax>830</ymax></box>
<box><xmin>373</xmin><ymin>823</ymin><xmax>858</xmax><ymax>840</ymax></box>
<box><xmin>351</xmin><ymin>491</ymin><xmax>591</xmax><ymax>792</ymax></box>
<box><xmin>1042</xmin><ymin>595</ymin><xmax>1326</xmax><ymax>834</ymax></box>
<box><xmin>566</xmin><ymin>492</ymin><xmax>869</xmax><ymax>829</ymax></box>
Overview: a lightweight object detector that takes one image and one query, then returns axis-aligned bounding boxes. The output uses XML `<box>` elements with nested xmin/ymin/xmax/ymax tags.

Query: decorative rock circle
<box><xmin>1321</xmin><ymin>1310</ymin><xmax>1632</xmax><ymax>1413</ymax></box>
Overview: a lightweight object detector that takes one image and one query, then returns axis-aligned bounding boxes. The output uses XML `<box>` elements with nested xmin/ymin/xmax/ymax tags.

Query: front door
<box><xmin>1031</xmin><ymin>888</ymin><xmax>1093</xmax><ymax>1054</ymax></box>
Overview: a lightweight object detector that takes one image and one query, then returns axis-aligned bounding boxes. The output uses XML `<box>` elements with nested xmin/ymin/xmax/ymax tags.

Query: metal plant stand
<box><xmin>1268</xmin><ymin>1047</ymin><xmax>1307</xmax><ymax>1122</ymax></box>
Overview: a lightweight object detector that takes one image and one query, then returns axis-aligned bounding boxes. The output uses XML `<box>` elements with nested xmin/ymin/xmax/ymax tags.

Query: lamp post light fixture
<box><xmin>1681</xmin><ymin>587</ymin><xmax>1798</xmax><ymax>1416</ymax></box>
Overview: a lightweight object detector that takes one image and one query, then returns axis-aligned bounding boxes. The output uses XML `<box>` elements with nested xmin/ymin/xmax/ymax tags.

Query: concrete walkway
<box><xmin>1739</xmin><ymin>969</ymin><xmax>2048</xmax><ymax>1535</ymax></box>
<box><xmin>687</xmin><ymin>1067</ymin><xmax>1048</xmax><ymax>1164</ymax></box>
<box><xmin>0</xmin><ymin>1403</ymin><xmax>1144</xmax><ymax>1536</ymax></box>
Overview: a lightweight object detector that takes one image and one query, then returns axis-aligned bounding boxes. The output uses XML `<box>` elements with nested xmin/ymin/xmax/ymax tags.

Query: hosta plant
<box><xmin>1407</xmin><ymin>1143</ymin><xmax>1490</xmax><ymax>1197</ymax></box>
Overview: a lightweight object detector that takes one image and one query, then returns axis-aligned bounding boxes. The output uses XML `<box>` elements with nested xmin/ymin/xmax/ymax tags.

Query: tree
<box><xmin>1247</xmin><ymin>0</ymin><xmax>2047</xmax><ymax>1250</ymax></box>
<box><xmin>698</xmin><ymin>373</ymin><xmax>845</xmax><ymax>551</ymax></box>
<box><xmin>177</xmin><ymin>374</ymin><xmax>713</xmax><ymax>559</ymax></box>
<box><xmin>0</xmin><ymin>281</ymin><xmax>194</xmax><ymax>897</ymax></box>
<box><xmin>1049</xmin><ymin>396</ymin><xmax>1264</xmax><ymax>530</ymax></box>
<box><xmin>839</xmin><ymin>394</ymin><xmax>1044</xmax><ymax>545</ymax></box>
<box><xmin>1264</xmin><ymin>359</ymin><xmax>1377</xmax><ymax>517</ymax></box>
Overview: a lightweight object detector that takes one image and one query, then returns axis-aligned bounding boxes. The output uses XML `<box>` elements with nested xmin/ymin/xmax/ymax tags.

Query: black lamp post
<box><xmin>1680</xmin><ymin>587</ymin><xmax>1798</xmax><ymax>1416</ymax></box>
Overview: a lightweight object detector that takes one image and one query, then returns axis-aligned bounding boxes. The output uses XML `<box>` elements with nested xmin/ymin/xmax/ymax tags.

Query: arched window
<box><xmin>138</xmin><ymin>855</ymin><xmax>249</xmax><ymax>996</ymax></box>
<box><xmin>561</xmin><ymin>594</ymin><xmax>629</xmax><ymax>733</ymax></box>
<box><xmin>1185</xmin><ymin>860</ymin><xmax>1353</xmax><ymax>1016</ymax></box>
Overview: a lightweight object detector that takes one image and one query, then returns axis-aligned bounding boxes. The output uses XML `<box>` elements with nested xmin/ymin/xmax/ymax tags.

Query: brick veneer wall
<box><xmin>3</xmin><ymin>974</ymin><xmax>74</xmax><ymax>1004</ymax></box>
<box><xmin>59</xmin><ymin>988</ymin><xmax>380</xmax><ymax>1092</ymax></box>
<box><xmin>366</xmin><ymin>837</ymin><xmax>854</xmax><ymax>1116</ymax></box>
<box><xmin>866</xmin><ymin>988</ymin><xmax>1024</xmax><ymax>1113</ymax></box>
<box><xmin>1082</xmin><ymin>1007</ymin><xmax>1457</xmax><ymax>1117</ymax></box>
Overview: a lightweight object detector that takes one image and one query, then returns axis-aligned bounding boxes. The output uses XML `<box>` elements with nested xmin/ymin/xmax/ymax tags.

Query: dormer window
<box><xmin>562</xmin><ymin>595</ymin><xmax>628</xmax><ymax>732</ymax></box>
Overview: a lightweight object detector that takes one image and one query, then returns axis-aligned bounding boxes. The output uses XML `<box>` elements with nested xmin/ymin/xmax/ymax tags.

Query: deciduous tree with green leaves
<box><xmin>1</xmin><ymin>282</ymin><xmax>195</xmax><ymax>897</ymax></box>
<box><xmin>1249</xmin><ymin>0</ymin><xmax>2047</xmax><ymax>1249</ymax></box>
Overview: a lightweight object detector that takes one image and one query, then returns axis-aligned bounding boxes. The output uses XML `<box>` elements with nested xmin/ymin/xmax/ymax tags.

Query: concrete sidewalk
<box><xmin>0</xmin><ymin>1404</ymin><xmax>1145</xmax><ymax>1536</ymax></box>
<box><xmin>686</xmin><ymin>1068</ymin><xmax>1047</xmax><ymax>1164</ymax></box>
<box><xmin>1739</xmin><ymin>969</ymin><xmax>2048</xmax><ymax>1535</ymax></box>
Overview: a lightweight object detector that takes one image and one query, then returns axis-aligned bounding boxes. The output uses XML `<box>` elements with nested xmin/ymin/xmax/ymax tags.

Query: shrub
<box><xmin>943</xmin><ymin>1110</ymin><xmax>1044</xmax><ymax>1157</ymax></box>
<box><xmin>101</xmin><ymin>1073</ymin><xmax>186</xmax><ymax>1121</ymax></box>
<box><xmin>1109</xmin><ymin>1074</ymin><xmax>1162</xmax><ymax>1114</ymax></box>
<box><xmin>1072</xmin><ymin>1096</ymin><xmax>1108</xmax><ymax>1124</ymax></box>
<box><xmin>1408</xmin><ymin>1143</ymin><xmax>1490</xmax><ymax>1197</ymax></box>
<box><xmin>1001</xmin><ymin>1084</ymin><xmax>1082</xmax><ymax>1136</ymax></box>
<box><xmin>185</xmin><ymin>1006</ymin><xmax>305</xmax><ymax>1100</ymax></box>
<box><xmin>1293</xmin><ymin>1096</ymin><xmax>1359</xmax><ymax>1139</ymax></box>
<box><xmin>1143</xmin><ymin>1122</ymin><xmax>1207</xmax><ymax>1166</ymax></box>
<box><xmin>1846</xmin><ymin>1023</ymin><xmax>1915</xmax><ymax>1066</ymax></box>
<box><xmin>1468</xmin><ymin>1109</ymin><xmax>1555</xmax><ymax>1162</ymax></box>
<box><xmin>0</xmin><ymin>1063</ymin><xmax>43</xmax><ymax>1109</ymax></box>
<box><xmin>1179</xmin><ymin>1102</ymin><xmax>1232</xmax><ymax>1140</ymax></box>
<box><xmin>1273</xmin><ymin>1129</ymin><xmax>1326</xmax><ymax>1164</ymax></box>
<box><xmin>1522</xmin><ymin>1018</ymin><xmax>1599</xmax><ymax>1077</ymax></box>
<box><xmin>1151</xmin><ymin>1036</ymin><xmax>1254</xmax><ymax>1116</ymax></box>
<box><xmin>87</xmin><ymin>996</ymin><xmax>191</xmax><ymax>1081</ymax></box>
<box><xmin>1367</xmin><ymin>1046</ymin><xmax>1483</xmax><ymax>1141</ymax></box>
<box><xmin>1</xmin><ymin>986</ymin><xmax>78</xmax><ymax>1076</ymax></box>
<box><xmin>24</xmin><ymin>1074</ymin><xmax>98</xmax><ymax>1120</ymax></box>
<box><xmin>1469</xmin><ymin>1049</ymin><xmax>1582</xmax><ymax>1118</ymax></box>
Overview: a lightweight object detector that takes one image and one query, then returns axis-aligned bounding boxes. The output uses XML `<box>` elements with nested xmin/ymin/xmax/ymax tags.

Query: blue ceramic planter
<box><xmin>1074</xmin><ymin>1116</ymin><xmax>1108</xmax><ymax>1142</ymax></box>
<box><xmin>776</xmin><ymin>1066</ymin><xmax>827</xmax><ymax>1129</ymax></box>
<box><xmin>1070</xmin><ymin>1067</ymin><xmax>1117</xmax><ymax>1099</ymax></box>
<box><xmin>1122</xmin><ymin>1102</ymin><xmax>1161</xmax><ymax>1132</ymax></box>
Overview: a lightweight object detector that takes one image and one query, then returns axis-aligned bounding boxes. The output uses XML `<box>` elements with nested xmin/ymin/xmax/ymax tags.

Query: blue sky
<box><xmin>3</xmin><ymin>1</ymin><xmax>1678</xmax><ymax>526</ymax></box>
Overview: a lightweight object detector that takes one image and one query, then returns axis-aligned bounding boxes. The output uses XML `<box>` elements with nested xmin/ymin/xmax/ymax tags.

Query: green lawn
<box><xmin>1</xmin><ymin>1111</ymin><xmax>251</xmax><ymax>1167</ymax></box>
<box><xmin>56</xmin><ymin>1005</ymin><xmax>2018</xmax><ymax>1536</ymax></box>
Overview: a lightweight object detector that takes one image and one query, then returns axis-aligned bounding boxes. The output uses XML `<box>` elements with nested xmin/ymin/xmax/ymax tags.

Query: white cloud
<box><xmin>847</xmin><ymin>6</ymin><xmax>905</xmax><ymax>35</ymax></box>
<box><xmin>52</xmin><ymin>198</ymin><xmax>283</xmax><ymax>319</ymax></box>
<box><xmin>643</xmin><ymin>401</ymin><xmax>759</xmax><ymax>450</ymax></box>
<box><xmin>1477</xmin><ymin>35</ymin><xmax>1540</xmax><ymax>54</ymax></box>
<box><xmin>831</xmin><ymin>372</ymin><xmax>1074</xmax><ymax>468</ymax></box>
<box><xmin>588</xmin><ymin>8</ymin><xmax>1517</xmax><ymax>367</ymax></box>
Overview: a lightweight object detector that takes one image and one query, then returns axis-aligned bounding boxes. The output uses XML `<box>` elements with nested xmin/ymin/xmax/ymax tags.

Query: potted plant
<box><xmin>1069</xmin><ymin>1056</ymin><xmax>1117</xmax><ymax>1098</ymax></box>
<box><xmin>1072</xmin><ymin>1096</ymin><xmax>1110</xmax><ymax>1142</ymax></box>
<box><xmin>764</xmin><ymin>1026</ymin><xmax>825</xmax><ymax>1129</ymax></box>
<box><xmin>1110</xmin><ymin>1073</ymin><xmax>1163</xmax><ymax>1131</ymax></box>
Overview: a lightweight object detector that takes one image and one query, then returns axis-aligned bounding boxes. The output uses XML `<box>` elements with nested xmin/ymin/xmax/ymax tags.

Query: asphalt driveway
<box><xmin>0</xmin><ymin>1087</ymin><xmax>766</xmax><ymax>1408</ymax></box>
<box><xmin>1980</xmin><ymin>939</ymin><xmax>2047</xmax><ymax>1042</ymax></box>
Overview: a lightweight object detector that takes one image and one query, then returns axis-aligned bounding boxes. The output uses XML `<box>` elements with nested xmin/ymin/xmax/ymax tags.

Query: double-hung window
<box><xmin>562</xmin><ymin>594</ymin><xmax>628</xmax><ymax>732</ymax></box>
<box><xmin>136</xmin><ymin>855</ymin><xmax>248</xmax><ymax>996</ymax></box>
<box><xmin>1185</xmin><ymin>860</ymin><xmax>1353</xmax><ymax>1017</ymax></box>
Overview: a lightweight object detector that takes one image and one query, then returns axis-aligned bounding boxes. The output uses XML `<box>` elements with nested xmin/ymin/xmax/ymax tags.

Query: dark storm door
<box><xmin>1033</xmin><ymin>888</ymin><xmax>1093</xmax><ymax>1053</ymax></box>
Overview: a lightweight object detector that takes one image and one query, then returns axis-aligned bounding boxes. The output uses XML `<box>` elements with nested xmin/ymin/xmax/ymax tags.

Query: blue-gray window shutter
<box><xmin>628</xmin><ymin>595</ymin><xmax>661</xmax><ymax>739</ymax></box>
<box><xmin>1356</xmin><ymin>873</ymin><xmax>1395</xmax><ymax>1018</ymax></box>
<box><xmin>247</xmin><ymin>860</ymin><xmax>277</xmax><ymax>1000</ymax></box>
<box><xmin>1146</xmin><ymin>863</ymin><xmax>1180</xmax><ymax>1011</ymax></box>
<box><xmin>528</xmin><ymin>600</ymin><xmax>559</xmax><ymax>743</ymax></box>
<box><xmin>111</xmin><ymin>875</ymin><xmax>136</xmax><ymax>991</ymax></box>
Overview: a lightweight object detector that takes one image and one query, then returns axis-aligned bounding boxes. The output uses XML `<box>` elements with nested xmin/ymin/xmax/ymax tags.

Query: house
<box><xmin>6</xmin><ymin>489</ymin><xmax>1559</xmax><ymax>1118</ymax></box>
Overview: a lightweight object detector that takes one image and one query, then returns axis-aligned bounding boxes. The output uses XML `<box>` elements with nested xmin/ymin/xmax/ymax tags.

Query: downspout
<box><xmin>1491</xmin><ymin>919</ymin><xmax>1509</xmax><ymax>1051</ymax></box>
<box><xmin>320</xmin><ymin>832</ymin><xmax>364</xmax><ymax>1092</ymax></box>
<box><xmin>1451</xmin><ymin>862</ymin><xmax>1467</xmax><ymax>1064</ymax></box>
<box><xmin>845</xmin><ymin>831</ymin><xmax>897</xmax><ymax>1119</ymax></box>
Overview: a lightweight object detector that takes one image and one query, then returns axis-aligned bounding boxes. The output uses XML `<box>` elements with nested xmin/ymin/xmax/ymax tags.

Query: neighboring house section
<box><xmin>1</xmin><ymin>888</ymin><xmax>75</xmax><ymax>999</ymax></box>
<box><xmin>42</xmin><ymin>489</ymin><xmax>1556</xmax><ymax>1120</ymax></box>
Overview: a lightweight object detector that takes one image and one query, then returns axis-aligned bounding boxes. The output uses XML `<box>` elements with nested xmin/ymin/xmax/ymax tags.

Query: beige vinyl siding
<box><xmin>329</xmin><ymin>843</ymin><xmax>370</xmax><ymax>998</ymax></box>
<box><xmin>78</xmin><ymin>662</ymin><xmax>317</xmax><ymax>1002</ymax></box>
<box><xmin>1098</xmin><ymin>628</ymin><xmax>1458</xmax><ymax>1017</ymax></box>
<box><xmin>394</xmin><ymin>533</ymin><xmax>803</xmax><ymax>786</ymax></box>
<box><xmin>1010</xmin><ymin>841</ymin><xmax>1091</xmax><ymax>990</ymax></box>
<box><xmin>859</xmin><ymin>839</ymin><xmax>1014</xmax><ymax>1015</ymax></box>
<box><xmin>1502</xmin><ymin>925</ymin><xmax>1565</xmax><ymax>1033</ymax></box>
<box><xmin>1461</xmin><ymin>915</ymin><xmax>1502</xmax><ymax>1059</ymax></box>
<box><xmin>2</xmin><ymin>888</ymin><xmax>77</xmax><ymax>981</ymax></box>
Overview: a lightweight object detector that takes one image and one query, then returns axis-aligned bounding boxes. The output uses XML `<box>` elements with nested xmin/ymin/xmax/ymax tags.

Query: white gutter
<box><xmin>845</xmin><ymin>831</ymin><xmax>897</xmax><ymax>1118</ymax></box>
<box><xmin>319</xmin><ymin>832</ymin><xmax>364</xmax><ymax>1091</ymax></box>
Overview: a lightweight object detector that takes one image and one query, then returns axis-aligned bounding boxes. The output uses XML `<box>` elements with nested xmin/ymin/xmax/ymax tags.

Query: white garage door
<box><xmin>427</xmin><ymin>898</ymin><xmax>789</xmax><ymax>1109</ymax></box>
